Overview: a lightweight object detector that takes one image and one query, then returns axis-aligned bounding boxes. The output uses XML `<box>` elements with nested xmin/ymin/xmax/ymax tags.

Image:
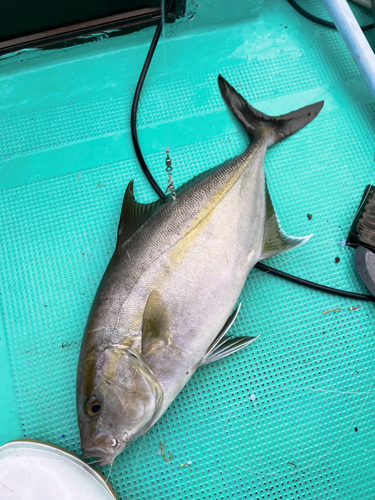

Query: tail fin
<box><xmin>218</xmin><ymin>74</ymin><xmax>323</xmax><ymax>146</ymax></box>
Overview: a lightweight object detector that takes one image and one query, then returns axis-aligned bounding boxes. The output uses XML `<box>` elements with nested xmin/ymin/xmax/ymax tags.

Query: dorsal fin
<box><xmin>117</xmin><ymin>181</ymin><xmax>164</xmax><ymax>249</ymax></box>
<box><xmin>260</xmin><ymin>184</ymin><xmax>312</xmax><ymax>260</ymax></box>
<box><xmin>141</xmin><ymin>290</ymin><xmax>170</xmax><ymax>356</ymax></box>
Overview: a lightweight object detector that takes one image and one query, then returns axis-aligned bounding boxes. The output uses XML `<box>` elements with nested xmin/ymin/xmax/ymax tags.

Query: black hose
<box><xmin>286</xmin><ymin>0</ymin><xmax>374</xmax><ymax>30</ymax></box>
<box><xmin>130</xmin><ymin>0</ymin><xmax>174</xmax><ymax>200</ymax></box>
<box><xmin>255</xmin><ymin>262</ymin><xmax>375</xmax><ymax>302</ymax></box>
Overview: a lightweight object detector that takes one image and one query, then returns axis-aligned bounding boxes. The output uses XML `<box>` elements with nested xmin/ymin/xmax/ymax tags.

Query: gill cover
<box><xmin>78</xmin><ymin>345</ymin><xmax>163</xmax><ymax>463</ymax></box>
<box><xmin>105</xmin><ymin>346</ymin><xmax>164</xmax><ymax>434</ymax></box>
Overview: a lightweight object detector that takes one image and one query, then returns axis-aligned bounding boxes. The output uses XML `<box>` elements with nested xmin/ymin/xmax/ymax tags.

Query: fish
<box><xmin>76</xmin><ymin>75</ymin><xmax>323</xmax><ymax>466</ymax></box>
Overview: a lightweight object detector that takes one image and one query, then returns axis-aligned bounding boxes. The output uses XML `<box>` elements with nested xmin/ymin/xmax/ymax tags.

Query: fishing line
<box><xmin>301</xmin><ymin>387</ymin><xmax>375</xmax><ymax>395</ymax></box>
<box><xmin>87</xmin><ymin>458</ymin><xmax>102</xmax><ymax>465</ymax></box>
<box><xmin>156</xmin><ymin>421</ymin><xmax>164</xmax><ymax>447</ymax></box>
<box><xmin>217</xmin><ymin>362</ymin><xmax>375</xmax><ymax>477</ymax></box>
<box><xmin>219</xmin><ymin>306</ymin><xmax>375</xmax><ymax>478</ymax></box>
<box><xmin>234</xmin><ymin>371</ymin><xmax>374</xmax><ymax>478</ymax></box>
<box><xmin>105</xmin><ymin>463</ymin><xmax>113</xmax><ymax>484</ymax></box>
<box><xmin>240</xmin><ymin>239</ymin><xmax>372</xmax><ymax>386</ymax></box>
<box><xmin>222</xmin><ymin>257</ymin><xmax>375</xmax><ymax>479</ymax></box>
<box><xmin>134</xmin><ymin>434</ymin><xmax>147</xmax><ymax>474</ymax></box>
<box><xmin>130</xmin><ymin>1</ymin><xmax>375</xmax><ymax>302</ymax></box>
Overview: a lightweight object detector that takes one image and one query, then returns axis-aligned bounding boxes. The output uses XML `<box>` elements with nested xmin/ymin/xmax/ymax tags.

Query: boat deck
<box><xmin>1</xmin><ymin>0</ymin><xmax>375</xmax><ymax>498</ymax></box>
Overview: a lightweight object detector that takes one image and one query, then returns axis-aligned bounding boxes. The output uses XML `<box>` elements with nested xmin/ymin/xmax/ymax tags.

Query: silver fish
<box><xmin>76</xmin><ymin>75</ymin><xmax>323</xmax><ymax>466</ymax></box>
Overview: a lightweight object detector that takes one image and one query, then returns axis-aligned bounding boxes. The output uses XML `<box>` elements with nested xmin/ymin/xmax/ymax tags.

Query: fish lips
<box><xmin>81</xmin><ymin>434</ymin><xmax>122</xmax><ymax>466</ymax></box>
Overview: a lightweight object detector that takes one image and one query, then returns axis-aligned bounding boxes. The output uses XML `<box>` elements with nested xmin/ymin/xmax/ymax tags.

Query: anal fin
<box><xmin>260</xmin><ymin>183</ymin><xmax>312</xmax><ymax>260</ymax></box>
<box><xmin>200</xmin><ymin>304</ymin><xmax>259</xmax><ymax>366</ymax></box>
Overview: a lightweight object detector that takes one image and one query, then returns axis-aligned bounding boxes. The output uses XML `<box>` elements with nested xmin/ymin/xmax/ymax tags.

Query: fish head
<box><xmin>77</xmin><ymin>345</ymin><xmax>162</xmax><ymax>466</ymax></box>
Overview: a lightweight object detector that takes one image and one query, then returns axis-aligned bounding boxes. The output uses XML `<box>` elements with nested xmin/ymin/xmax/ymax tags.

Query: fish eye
<box><xmin>86</xmin><ymin>399</ymin><xmax>101</xmax><ymax>417</ymax></box>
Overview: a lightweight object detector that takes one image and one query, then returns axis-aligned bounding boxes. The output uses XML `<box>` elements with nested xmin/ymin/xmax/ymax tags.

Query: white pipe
<box><xmin>322</xmin><ymin>0</ymin><xmax>375</xmax><ymax>99</ymax></box>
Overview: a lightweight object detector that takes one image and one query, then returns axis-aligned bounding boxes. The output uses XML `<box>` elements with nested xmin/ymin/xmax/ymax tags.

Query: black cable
<box><xmin>255</xmin><ymin>262</ymin><xmax>375</xmax><ymax>302</ymax></box>
<box><xmin>130</xmin><ymin>0</ymin><xmax>174</xmax><ymax>200</ymax></box>
<box><xmin>286</xmin><ymin>0</ymin><xmax>374</xmax><ymax>30</ymax></box>
<box><xmin>130</xmin><ymin>0</ymin><xmax>375</xmax><ymax>303</ymax></box>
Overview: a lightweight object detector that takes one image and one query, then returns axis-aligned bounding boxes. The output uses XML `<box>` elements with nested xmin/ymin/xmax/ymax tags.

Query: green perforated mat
<box><xmin>1</xmin><ymin>0</ymin><xmax>375</xmax><ymax>498</ymax></box>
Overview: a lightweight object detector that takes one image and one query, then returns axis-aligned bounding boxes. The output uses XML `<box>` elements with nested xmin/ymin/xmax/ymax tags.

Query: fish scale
<box><xmin>76</xmin><ymin>75</ymin><xmax>323</xmax><ymax>466</ymax></box>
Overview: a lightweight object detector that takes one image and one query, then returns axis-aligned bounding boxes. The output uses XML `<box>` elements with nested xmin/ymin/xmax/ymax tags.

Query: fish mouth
<box><xmin>86</xmin><ymin>453</ymin><xmax>116</xmax><ymax>467</ymax></box>
<box><xmin>82</xmin><ymin>434</ymin><xmax>120</xmax><ymax>466</ymax></box>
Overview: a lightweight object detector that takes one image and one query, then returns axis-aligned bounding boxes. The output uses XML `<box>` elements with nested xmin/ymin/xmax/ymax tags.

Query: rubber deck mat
<box><xmin>1</xmin><ymin>0</ymin><xmax>375</xmax><ymax>498</ymax></box>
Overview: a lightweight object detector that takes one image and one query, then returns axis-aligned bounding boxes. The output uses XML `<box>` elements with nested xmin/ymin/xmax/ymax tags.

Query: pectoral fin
<box><xmin>260</xmin><ymin>184</ymin><xmax>312</xmax><ymax>260</ymax></box>
<box><xmin>142</xmin><ymin>290</ymin><xmax>170</xmax><ymax>355</ymax></box>
<box><xmin>200</xmin><ymin>304</ymin><xmax>258</xmax><ymax>366</ymax></box>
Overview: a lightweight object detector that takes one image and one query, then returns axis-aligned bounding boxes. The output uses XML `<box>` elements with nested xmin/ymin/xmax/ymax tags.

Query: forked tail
<box><xmin>218</xmin><ymin>74</ymin><xmax>324</xmax><ymax>146</ymax></box>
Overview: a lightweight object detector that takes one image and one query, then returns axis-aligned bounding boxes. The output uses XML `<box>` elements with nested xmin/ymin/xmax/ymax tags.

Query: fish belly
<box><xmin>116</xmin><ymin>156</ymin><xmax>266</xmax><ymax>410</ymax></box>
<box><xmin>85</xmin><ymin>145</ymin><xmax>267</xmax><ymax>413</ymax></box>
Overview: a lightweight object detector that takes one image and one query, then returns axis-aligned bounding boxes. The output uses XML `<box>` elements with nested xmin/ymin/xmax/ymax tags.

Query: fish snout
<box><xmin>81</xmin><ymin>434</ymin><xmax>120</xmax><ymax>464</ymax></box>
